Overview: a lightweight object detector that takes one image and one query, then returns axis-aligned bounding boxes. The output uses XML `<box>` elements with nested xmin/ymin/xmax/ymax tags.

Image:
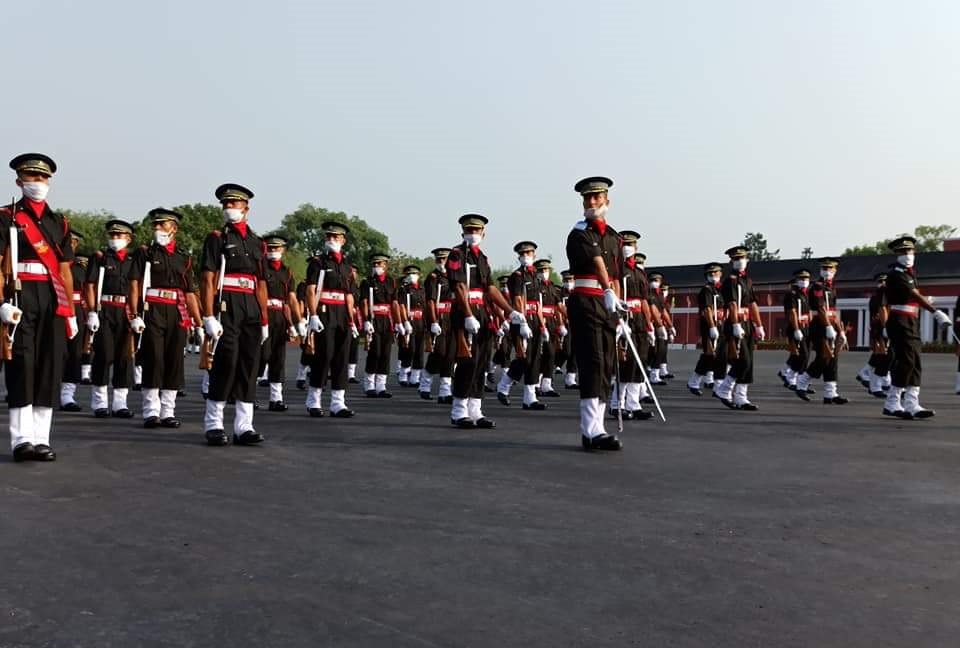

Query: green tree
<box><xmin>842</xmin><ymin>224</ymin><xmax>956</xmax><ymax>256</ymax></box>
<box><xmin>742</xmin><ymin>232</ymin><xmax>780</xmax><ymax>261</ymax></box>
<box><xmin>60</xmin><ymin>209</ymin><xmax>116</xmax><ymax>256</ymax></box>
<box><xmin>276</xmin><ymin>203</ymin><xmax>391</xmax><ymax>276</ymax></box>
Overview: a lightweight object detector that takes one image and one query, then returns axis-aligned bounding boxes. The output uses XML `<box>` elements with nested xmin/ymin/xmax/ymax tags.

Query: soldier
<box><xmin>713</xmin><ymin>246</ymin><xmax>765</xmax><ymax>410</ymax></box>
<box><xmin>495</xmin><ymin>241</ymin><xmax>543</xmax><ymax>411</ymax></box>
<box><xmin>535</xmin><ymin>258</ymin><xmax>565</xmax><ymax>398</ymax></box>
<box><xmin>85</xmin><ymin>220</ymin><xmax>137</xmax><ymax>418</ymax></box>
<box><xmin>794</xmin><ymin>258</ymin><xmax>848</xmax><ymax>404</ymax></box>
<box><xmin>558</xmin><ymin>269</ymin><xmax>578</xmax><ymax>389</ymax></box>
<box><xmin>447</xmin><ymin>214</ymin><xmax>523</xmax><ymax>428</ymax></box>
<box><xmin>294</xmin><ymin>275</ymin><xmax>312</xmax><ymax>389</ymax></box>
<box><xmin>200</xmin><ymin>183</ymin><xmax>269</xmax><ymax>446</ymax></box>
<box><xmin>259</xmin><ymin>235</ymin><xmax>304</xmax><ymax>412</ymax></box>
<box><xmin>646</xmin><ymin>271</ymin><xmax>669</xmax><ymax>385</ymax></box>
<box><xmin>360</xmin><ymin>253</ymin><xmax>400</xmax><ymax>398</ymax></box>
<box><xmin>348</xmin><ymin>263</ymin><xmax>362</xmax><ymax>384</ymax></box>
<box><xmin>60</xmin><ymin>232</ymin><xmax>87</xmax><ymax>412</ymax></box>
<box><xmin>565</xmin><ymin>177</ymin><xmax>624</xmax><ymax>451</ymax></box>
<box><xmin>883</xmin><ymin>236</ymin><xmax>951</xmax><ymax>418</ymax></box>
<box><xmin>303</xmin><ymin>221</ymin><xmax>358</xmax><ymax>417</ymax></box>
<box><xmin>419</xmin><ymin>247</ymin><xmax>455</xmax><ymax>402</ymax></box>
<box><xmin>779</xmin><ymin>269</ymin><xmax>812</xmax><ymax>391</ymax></box>
<box><xmin>128</xmin><ymin>208</ymin><xmax>203</xmax><ymax>428</ymax></box>
<box><xmin>856</xmin><ymin>272</ymin><xmax>892</xmax><ymax>397</ymax></box>
<box><xmin>397</xmin><ymin>264</ymin><xmax>425</xmax><ymax>388</ymax></box>
<box><xmin>489</xmin><ymin>274</ymin><xmax>513</xmax><ymax>389</ymax></box>
<box><xmin>658</xmin><ymin>282</ymin><xmax>676</xmax><ymax>379</ymax></box>
<box><xmin>687</xmin><ymin>262</ymin><xmax>725</xmax><ymax>396</ymax></box>
<box><xmin>1</xmin><ymin>153</ymin><xmax>79</xmax><ymax>461</ymax></box>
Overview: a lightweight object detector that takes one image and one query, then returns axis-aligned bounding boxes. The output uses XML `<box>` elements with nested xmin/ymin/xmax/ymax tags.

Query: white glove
<box><xmin>558</xmin><ymin>325</ymin><xmax>568</xmax><ymax>338</ymax></box>
<box><xmin>203</xmin><ymin>315</ymin><xmax>223</xmax><ymax>339</ymax></box>
<box><xmin>603</xmin><ymin>289</ymin><xmax>624</xmax><ymax>314</ymax></box>
<box><xmin>464</xmin><ymin>316</ymin><xmax>481</xmax><ymax>335</ymax></box>
<box><xmin>519</xmin><ymin>322</ymin><xmax>532</xmax><ymax>339</ymax></box>
<box><xmin>708</xmin><ymin>326</ymin><xmax>719</xmax><ymax>341</ymax></box>
<box><xmin>195</xmin><ymin>326</ymin><xmax>205</xmax><ymax>346</ymax></box>
<box><xmin>404</xmin><ymin>320</ymin><xmax>414</xmax><ymax>336</ymax></box>
<box><xmin>86</xmin><ymin>311</ymin><xmax>100</xmax><ymax>332</ymax></box>
<box><xmin>732</xmin><ymin>322</ymin><xmax>745</xmax><ymax>339</ymax></box>
<box><xmin>934</xmin><ymin>310</ymin><xmax>951</xmax><ymax>327</ymax></box>
<box><xmin>838</xmin><ymin>332</ymin><xmax>847</xmax><ymax>347</ymax></box>
<box><xmin>646</xmin><ymin>329</ymin><xmax>656</xmax><ymax>345</ymax></box>
<box><xmin>541</xmin><ymin>327</ymin><xmax>550</xmax><ymax>343</ymax></box>
<box><xmin>500</xmin><ymin>320</ymin><xmax>511</xmax><ymax>334</ymax></box>
<box><xmin>288</xmin><ymin>325</ymin><xmax>298</xmax><ymax>339</ymax></box>
<box><xmin>0</xmin><ymin>302</ymin><xmax>22</xmax><ymax>324</ymax></box>
<box><xmin>297</xmin><ymin>318</ymin><xmax>309</xmax><ymax>338</ymax></box>
<box><xmin>350</xmin><ymin>323</ymin><xmax>359</xmax><ymax>338</ymax></box>
<box><xmin>755</xmin><ymin>325</ymin><xmax>766</xmax><ymax>342</ymax></box>
<box><xmin>130</xmin><ymin>317</ymin><xmax>146</xmax><ymax>334</ymax></box>
<box><xmin>66</xmin><ymin>316</ymin><xmax>79</xmax><ymax>340</ymax></box>
<box><xmin>364</xmin><ymin>320</ymin><xmax>375</xmax><ymax>336</ymax></box>
<box><xmin>669</xmin><ymin>326</ymin><xmax>677</xmax><ymax>338</ymax></box>
<box><xmin>509</xmin><ymin>310</ymin><xmax>526</xmax><ymax>326</ymax></box>
<box><xmin>430</xmin><ymin>322</ymin><xmax>442</xmax><ymax>336</ymax></box>
<box><xmin>656</xmin><ymin>326</ymin><xmax>668</xmax><ymax>340</ymax></box>
<box><xmin>668</xmin><ymin>332</ymin><xmax>675</xmax><ymax>343</ymax></box>
<box><xmin>793</xmin><ymin>329</ymin><xmax>804</xmax><ymax>342</ymax></box>
<box><xmin>824</xmin><ymin>325</ymin><xmax>836</xmax><ymax>341</ymax></box>
<box><xmin>394</xmin><ymin>323</ymin><xmax>405</xmax><ymax>336</ymax></box>
<box><xmin>261</xmin><ymin>324</ymin><xmax>270</xmax><ymax>344</ymax></box>
<box><xmin>308</xmin><ymin>315</ymin><xmax>323</xmax><ymax>333</ymax></box>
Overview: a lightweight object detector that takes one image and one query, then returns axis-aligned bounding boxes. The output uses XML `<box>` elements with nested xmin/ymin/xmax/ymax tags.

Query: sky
<box><xmin>2</xmin><ymin>0</ymin><xmax>958</xmax><ymax>268</ymax></box>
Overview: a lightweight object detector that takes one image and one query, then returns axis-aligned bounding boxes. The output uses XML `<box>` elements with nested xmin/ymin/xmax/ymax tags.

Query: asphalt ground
<box><xmin>2</xmin><ymin>348</ymin><xmax>959</xmax><ymax>647</ymax></box>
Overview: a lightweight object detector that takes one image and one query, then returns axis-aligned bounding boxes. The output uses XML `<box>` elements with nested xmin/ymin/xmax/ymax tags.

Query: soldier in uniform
<box><xmin>883</xmin><ymin>236</ymin><xmax>950</xmax><ymax>418</ymax></box>
<box><xmin>658</xmin><ymin>282</ymin><xmax>677</xmax><ymax>379</ymax></box>
<box><xmin>447</xmin><ymin>214</ymin><xmax>523</xmax><ymax>428</ymax></box>
<box><xmin>713</xmin><ymin>246</ymin><xmax>765</xmax><ymax>410</ymax></box>
<box><xmin>488</xmin><ymin>274</ymin><xmax>513</xmax><ymax>390</ymax></box>
<box><xmin>200</xmin><ymin>183</ymin><xmax>269</xmax><ymax>446</ymax></box>
<box><xmin>495</xmin><ymin>241</ymin><xmax>543</xmax><ymax>411</ymax></box>
<box><xmin>128</xmin><ymin>208</ymin><xmax>203</xmax><ymax>428</ymax></box>
<box><xmin>565</xmin><ymin>177</ymin><xmax>624</xmax><ymax>450</ymax></box>
<box><xmin>535</xmin><ymin>258</ymin><xmax>565</xmax><ymax>398</ymax></box>
<box><xmin>85</xmin><ymin>220</ymin><xmax>137</xmax><ymax>418</ymax></box>
<box><xmin>59</xmin><ymin>231</ymin><xmax>87</xmax><ymax>412</ymax></box>
<box><xmin>348</xmin><ymin>263</ymin><xmax>362</xmax><ymax>384</ymax></box>
<box><xmin>1</xmin><ymin>153</ymin><xmax>79</xmax><ymax>461</ymax></box>
<box><xmin>645</xmin><ymin>271</ymin><xmax>669</xmax><ymax>385</ymax></box>
<box><xmin>303</xmin><ymin>221</ymin><xmax>358</xmax><ymax>417</ymax></box>
<box><xmin>419</xmin><ymin>247</ymin><xmax>455</xmax><ymax>402</ymax></box>
<box><xmin>794</xmin><ymin>258</ymin><xmax>848</xmax><ymax>404</ymax></box>
<box><xmin>687</xmin><ymin>262</ymin><xmax>725</xmax><ymax>396</ymax></box>
<box><xmin>397</xmin><ymin>264</ymin><xmax>425</xmax><ymax>388</ymax></box>
<box><xmin>779</xmin><ymin>269</ymin><xmax>812</xmax><ymax>391</ymax></box>
<box><xmin>360</xmin><ymin>253</ymin><xmax>400</xmax><ymax>398</ymax></box>
<box><xmin>558</xmin><ymin>269</ymin><xmax>578</xmax><ymax>389</ymax></box>
<box><xmin>259</xmin><ymin>235</ymin><xmax>305</xmax><ymax>412</ymax></box>
<box><xmin>294</xmin><ymin>275</ymin><xmax>312</xmax><ymax>390</ymax></box>
<box><xmin>858</xmin><ymin>272</ymin><xmax>891</xmax><ymax>397</ymax></box>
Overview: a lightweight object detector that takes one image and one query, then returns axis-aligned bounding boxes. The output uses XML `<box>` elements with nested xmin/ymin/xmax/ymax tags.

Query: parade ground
<box><xmin>2</xmin><ymin>349</ymin><xmax>958</xmax><ymax>647</ymax></box>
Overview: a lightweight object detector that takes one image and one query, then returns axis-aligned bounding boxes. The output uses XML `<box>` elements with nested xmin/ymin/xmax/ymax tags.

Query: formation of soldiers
<box><xmin>2</xmin><ymin>156</ymin><xmax>957</xmax><ymax>462</ymax></box>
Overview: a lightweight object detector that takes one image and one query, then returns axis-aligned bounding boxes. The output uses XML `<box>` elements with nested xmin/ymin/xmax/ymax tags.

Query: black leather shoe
<box><xmin>308</xmin><ymin>408</ymin><xmax>325</xmax><ymax>418</ymax></box>
<box><xmin>268</xmin><ymin>401</ymin><xmax>288</xmax><ymax>412</ymax></box>
<box><xmin>258</xmin><ymin>379</ymin><xmax>269</xmax><ymax>387</ymax></box>
<box><xmin>565</xmin><ymin>384</ymin><xmax>580</xmax><ymax>390</ymax></box>
<box><xmin>161</xmin><ymin>417</ymin><xmax>181</xmax><ymax>428</ymax></box>
<box><xmin>610</xmin><ymin>408</ymin><xmax>633</xmax><ymax>420</ymax></box>
<box><xmin>330</xmin><ymin>408</ymin><xmax>355</xmax><ymax>418</ymax></box>
<box><xmin>581</xmin><ymin>434</ymin><xmax>623</xmax><ymax>451</ymax></box>
<box><xmin>737</xmin><ymin>402</ymin><xmax>759</xmax><ymax>411</ymax></box>
<box><xmin>855</xmin><ymin>375</ymin><xmax>869</xmax><ymax>387</ymax></box>
<box><xmin>177</xmin><ymin>390</ymin><xmax>186</xmax><ymax>397</ymax></box>
<box><xmin>205</xmin><ymin>429</ymin><xmax>229</xmax><ymax>446</ymax></box>
<box><xmin>377</xmin><ymin>391</ymin><xmax>393</xmax><ymax>398</ymax></box>
<box><xmin>720</xmin><ymin>398</ymin><xmax>736</xmax><ymax>409</ymax></box>
<box><xmin>398</xmin><ymin>380</ymin><xmax>408</xmax><ymax>388</ymax></box>
<box><xmin>704</xmin><ymin>382</ymin><xmax>715</xmax><ymax>389</ymax></box>
<box><xmin>497</xmin><ymin>392</ymin><xmax>511</xmax><ymax>406</ymax></box>
<box><xmin>365</xmin><ymin>389</ymin><xmax>377</xmax><ymax>398</ymax></box>
<box><xmin>483</xmin><ymin>384</ymin><xmax>494</xmax><ymax>392</ymax></box>
<box><xmin>112</xmin><ymin>408</ymin><xmax>134</xmax><ymax>419</ymax></box>
<box><xmin>474</xmin><ymin>417</ymin><xmax>496</xmax><ymax>429</ymax></box>
<box><xmin>883</xmin><ymin>408</ymin><xmax>910</xmax><ymax>419</ymax></box>
<box><xmin>94</xmin><ymin>408</ymin><xmax>110</xmax><ymax>418</ymax></box>
<box><xmin>805</xmin><ymin>387</ymin><xmax>816</xmax><ymax>394</ymax></box>
<box><xmin>795</xmin><ymin>390</ymin><xmax>811</xmax><ymax>402</ymax></box>
<box><xmin>132</xmin><ymin>384</ymin><xmax>142</xmax><ymax>392</ymax></box>
<box><xmin>60</xmin><ymin>402</ymin><xmax>82</xmax><ymax>412</ymax></box>
<box><xmin>650</xmin><ymin>380</ymin><xmax>667</xmax><ymax>386</ymax></box>
<box><xmin>824</xmin><ymin>396</ymin><xmax>849</xmax><ymax>405</ymax></box>
<box><xmin>419</xmin><ymin>391</ymin><xmax>433</xmax><ymax>400</ymax></box>
<box><xmin>541</xmin><ymin>390</ymin><xmax>560</xmax><ymax>398</ymax></box>
<box><xmin>296</xmin><ymin>379</ymin><xmax>306</xmax><ymax>390</ymax></box>
<box><xmin>437</xmin><ymin>395</ymin><xmax>453</xmax><ymax>405</ymax></box>
<box><xmin>234</xmin><ymin>430</ymin><xmax>264</xmax><ymax>445</ymax></box>
<box><xmin>12</xmin><ymin>442</ymin><xmax>35</xmax><ymax>462</ymax></box>
<box><xmin>32</xmin><ymin>444</ymin><xmax>56</xmax><ymax>461</ymax></box>
<box><xmin>632</xmin><ymin>410</ymin><xmax>654</xmax><ymax>421</ymax></box>
<box><xmin>912</xmin><ymin>409</ymin><xmax>935</xmax><ymax>419</ymax></box>
<box><xmin>662</xmin><ymin>372</ymin><xmax>675</xmax><ymax>380</ymax></box>
<box><xmin>452</xmin><ymin>417</ymin><xmax>475</xmax><ymax>428</ymax></box>
<box><xmin>870</xmin><ymin>391</ymin><xmax>886</xmax><ymax>399</ymax></box>
<box><xmin>348</xmin><ymin>377</ymin><xmax>359</xmax><ymax>384</ymax></box>
<box><xmin>787</xmin><ymin>384</ymin><xmax>797</xmax><ymax>391</ymax></box>
<box><xmin>522</xmin><ymin>401</ymin><xmax>546</xmax><ymax>411</ymax></box>
<box><xmin>143</xmin><ymin>416</ymin><xmax>160</xmax><ymax>429</ymax></box>
<box><xmin>80</xmin><ymin>378</ymin><xmax>92</xmax><ymax>385</ymax></box>
<box><xmin>688</xmin><ymin>386</ymin><xmax>702</xmax><ymax>396</ymax></box>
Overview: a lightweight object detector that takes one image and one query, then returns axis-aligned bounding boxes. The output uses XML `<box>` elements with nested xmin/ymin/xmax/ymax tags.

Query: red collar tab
<box><xmin>25</xmin><ymin>198</ymin><xmax>46</xmax><ymax>217</ymax></box>
<box><xmin>232</xmin><ymin>221</ymin><xmax>248</xmax><ymax>238</ymax></box>
<box><xmin>115</xmin><ymin>248</ymin><xmax>128</xmax><ymax>262</ymax></box>
<box><xmin>590</xmin><ymin>219</ymin><xmax>607</xmax><ymax>236</ymax></box>
<box><xmin>164</xmin><ymin>241</ymin><xmax>176</xmax><ymax>254</ymax></box>
<box><xmin>270</xmin><ymin>259</ymin><xmax>281</xmax><ymax>271</ymax></box>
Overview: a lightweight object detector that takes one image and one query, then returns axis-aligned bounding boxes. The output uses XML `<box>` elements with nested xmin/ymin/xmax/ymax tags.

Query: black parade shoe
<box><xmin>736</xmin><ymin>402</ymin><xmax>759</xmax><ymax>411</ymax></box>
<box><xmin>205</xmin><ymin>429</ymin><xmax>229</xmax><ymax>446</ymax></box>
<box><xmin>94</xmin><ymin>408</ymin><xmax>111</xmax><ymax>418</ymax></box>
<box><xmin>348</xmin><ymin>377</ymin><xmax>359</xmax><ymax>384</ymax></box>
<box><xmin>688</xmin><ymin>386</ymin><xmax>702</xmax><ymax>396</ymax></box>
<box><xmin>419</xmin><ymin>391</ymin><xmax>433</xmax><ymax>400</ymax></box>
<box><xmin>59</xmin><ymin>402</ymin><xmax>82</xmax><ymax>412</ymax></box>
<box><xmin>632</xmin><ymin>410</ymin><xmax>654</xmax><ymax>421</ymax></box>
<box><xmin>581</xmin><ymin>434</ymin><xmax>623</xmax><ymax>451</ymax></box>
<box><xmin>824</xmin><ymin>396</ymin><xmax>849</xmax><ymax>405</ymax></box>
<box><xmin>497</xmin><ymin>393</ymin><xmax>511</xmax><ymax>406</ymax></box>
<box><xmin>451</xmin><ymin>417</ymin><xmax>475</xmax><ymax>428</ymax></box>
<box><xmin>565</xmin><ymin>383</ymin><xmax>580</xmax><ymax>390</ymax></box>
<box><xmin>365</xmin><ymin>390</ymin><xmax>378</xmax><ymax>398</ymax></box>
<box><xmin>377</xmin><ymin>391</ymin><xmax>393</xmax><ymax>399</ymax></box>
<box><xmin>32</xmin><ymin>444</ymin><xmax>56</xmax><ymax>461</ymax></box>
<box><xmin>268</xmin><ymin>401</ymin><xmax>288</xmax><ymax>412</ymax></box>
<box><xmin>437</xmin><ymin>395</ymin><xmax>453</xmax><ymax>405</ymax></box>
<box><xmin>474</xmin><ymin>417</ymin><xmax>496</xmax><ymax>429</ymax></box>
<box><xmin>330</xmin><ymin>408</ymin><xmax>356</xmax><ymax>418</ymax></box>
<box><xmin>795</xmin><ymin>390</ymin><xmax>811</xmax><ymax>402</ymax></box>
<box><xmin>112</xmin><ymin>409</ymin><xmax>134</xmax><ymax>419</ymax></box>
<box><xmin>662</xmin><ymin>372</ymin><xmax>675</xmax><ymax>380</ymax></box>
<box><xmin>258</xmin><ymin>379</ymin><xmax>269</xmax><ymax>387</ymax></box>
<box><xmin>143</xmin><ymin>416</ymin><xmax>160</xmax><ymax>429</ymax></box>
<box><xmin>911</xmin><ymin>409</ymin><xmax>935</xmax><ymax>419</ymax></box>
<box><xmin>522</xmin><ymin>402</ymin><xmax>546</xmax><ymax>411</ymax></box>
<box><xmin>870</xmin><ymin>391</ymin><xmax>886</xmax><ymax>399</ymax></box>
<box><xmin>704</xmin><ymin>382</ymin><xmax>715</xmax><ymax>390</ymax></box>
<box><xmin>296</xmin><ymin>379</ymin><xmax>306</xmax><ymax>390</ymax></box>
<box><xmin>234</xmin><ymin>430</ymin><xmax>264</xmax><ymax>445</ymax></box>
<box><xmin>308</xmin><ymin>408</ymin><xmax>325</xmax><ymax>418</ymax></box>
<box><xmin>719</xmin><ymin>398</ymin><xmax>737</xmax><ymax>410</ymax></box>
<box><xmin>883</xmin><ymin>408</ymin><xmax>909</xmax><ymax>419</ymax></box>
<box><xmin>541</xmin><ymin>390</ymin><xmax>560</xmax><ymax>398</ymax></box>
<box><xmin>609</xmin><ymin>409</ymin><xmax>633</xmax><ymax>420</ymax></box>
<box><xmin>160</xmin><ymin>417</ymin><xmax>181</xmax><ymax>428</ymax></box>
<box><xmin>12</xmin><ymin>442</ymin><xmax>36</xmax><ymax>462</ymax></box>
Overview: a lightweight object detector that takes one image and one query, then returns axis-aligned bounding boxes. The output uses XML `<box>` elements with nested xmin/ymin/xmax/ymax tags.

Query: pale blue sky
<box><xmin>3</xmin><ymin>0</ymin><xmax>958</xmax><ymax>267</ymax></box>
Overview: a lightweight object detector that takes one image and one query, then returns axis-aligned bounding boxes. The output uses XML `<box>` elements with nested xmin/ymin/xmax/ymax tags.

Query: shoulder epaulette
<box><xmin>574</xmin><ymin>220</ymin><xmax>588</xmax><ymax>231</ymax></box>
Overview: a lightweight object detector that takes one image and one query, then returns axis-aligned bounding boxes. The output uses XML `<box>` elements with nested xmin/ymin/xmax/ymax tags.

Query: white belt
<box><xmin>101</xmin><ymin>294</ymin><xmax>127</xmax><ymax>304</ymax></box>
<box><xmin>574</xmin><ymin>278</ymin><xmax>602</xmax><ymax>290</ymax></box>
<box><xmin>267</xmin><ymin>298</ymin><xmax>284</xmax><ymax>308</ymax></box>
<box><xmin>146</xmin><ymin>288</ymin><xmax>180</xmax><ymax>301</ymax></box>
<box><xmin>319</xmin><ymin>290</ymin><xmax>346</xmax><ymax>303</ymax></box>
<box><xmin>16</xmin><ymin>262</ymin><xmax>48</xmax><ymax>275</ymax></box>
<box><xmin>222</xmin><ymin>276</ymin><xmax>257</xmax><ymax>290</ymax></box>
<box><xmin>890</xmin><ymin>304</ymin><xmax>919</xmax><ymax>316</ymax></box>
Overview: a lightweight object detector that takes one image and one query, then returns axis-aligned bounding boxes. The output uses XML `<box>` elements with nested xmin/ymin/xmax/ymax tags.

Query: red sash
<box><xmin>13</xmin><ymin>210</ymin><xmax>73</xmax><ymax>318</ymax></box>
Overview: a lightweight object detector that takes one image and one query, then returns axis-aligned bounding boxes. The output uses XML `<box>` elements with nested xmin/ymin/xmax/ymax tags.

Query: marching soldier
<box><xmin>658</xmin><ymin>281</ymin><xmax>676</xmax><ymax>379</ymax></box>
<box><xmin>85</xmin><ymin>220</ymin><xmax>137</xmax><ymax>418</ymax></box>
<box><xmin>646</xmin><ymin>271</ymin><xmax>669</xmax><ymax>385</ymax></box>
<box><xmin>609</xmin><ymin>232</ymin><xmax>654</xmax><ymax>420</ymax></box>
<box><xmin>294</xmin><ymin>275</ymin><xmax>312</xmax><ymax>390</ymax></box>
<box><xmin>360</xmin><ymin>253</ymin><xmax>400</xmax><ymax>398</ymax></box>
<box><xmin>565</xmin><ymin>177</ymin><xmax>624</xmax><ymax>450</ymax></box>
<box><xmin>200</xmin><ymin>183</ymin><xmax>269</xmax><ymax>446</ymax></box>
<box><xmin>794</xmin><ymin>258</ymin><xmax>848</xmax><ymax>404</ymax></box>
<box><xmin>447</xmin><ymin>214</ymin><xmax>523</xmax><ymax>428</ymax></box>
<box><xmin>419</xmin><ymin>247</ymin><xmax>455</xmax><ymax>402</ymax></box>
<box><xmin>303</xmin><ymin>221</ymin><xmax>358</xmax><ymax>417</ymax></box>
<box><xmin>348</xmin><ymin>263</ymin><xmax>362</xmax><ymax>384</ymax></box>
<box><xmin>495</xmin><ymin>241</ymin><xmax>543</xmax><ymax>411</ymax></box>
<box><xmin>713</xmin><ymin>246</ymin><xmax>765</xmax><ymax>410</ymax></box>
<box><xmin>60</xmin><ymin>232</ymin><xmax>87</xmax><ymax>411</ymax></box>
<box><xmin>128</xmin><ymin>208</ymin><xmax>202</xmax><ymax>428</ymax></box>
<box><xmin>687</xmin><ymin>262</ymin><xmax>725</xmax><ymax>396</ymax></box>
<box><xmin>397</xmin><ymin>264</ymin><xmax>425</xmax><ymax>388</ymax></box>
<box><xmin>488</xmin><ymin>274</ymin><xmax>512</xmax><ymax>389</ymax></box>
<box><xmin>779</xmin><ymin>269</ymin><xmax>812</xmax><ymax>391</ymax></box>
<box><xmin>259</xmin><ymin>235</ymin><xmax>304</xmax><ymax>411</ymax></box>
<box><xmin>535</xmin><ymin>258</ymin><xmax>565</xmax><ymax>398</ymax></box>
<box><xmin>882</xmin><ymin>236</ymin><xmax>950</xmax><ymax>418</ymax></box>
<box><xmin>559</xmin><ymin>269</ymin><xmax>580</xmax><ymax>390</ymax></box>
<box><xmin>858</xmin><ymin>272</ymin><xmax>891</xmax><ymax>397</ymax></box>
<box><xmin>1</xmin><ymin>153</ymin><xmax>79</xmax><ymax>462</ymax></box>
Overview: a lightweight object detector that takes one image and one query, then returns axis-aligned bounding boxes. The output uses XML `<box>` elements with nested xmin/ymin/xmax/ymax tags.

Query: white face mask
<box><xmin>463</xmin><ymin>233</ymin><xmax>482</xmax><ymax>246</ymax></box>
<box><xmin>622</xmin><ymin>245</ymin><xmax>635</xmax><ymax>258</ymax></box>
<box><xmin>224</xmin><ymin>208</ymin><xmax>245</xmax><ymax>223</ymax></box>
<box><xmin>898</xmin><ymin>253</ymin><xmax>915</xmax><ymax>268</ymax></box>
<box><xmin>732</xmin><ymin>258</ymin><xmax>748</xmax><ymax>272</ymax></box>
<box><xmin>519</xmin><ymin>255</ymin><xmax>534</xmax><ymax>267</ymax></box>
<box><xmin>540</xmin><ymin>271</ymin><xmax>550</xmax><ymax>281</ymax></box>
<box><xmin>154</xmin><ymin>231</ymin><xmax>173</xmax><ymax>246</ymax></box>
<box><xmin>267</xmin><ymin>251</ymin><xmax>282</xmax><ymax>261</ymax></box>
<box><xmin>649</xmin><ymin>280</ymin><xmax>661</xmax><ymax>290</ymax></box>
<box><xmin>820</xmin><ymin>269</ymin><xmax>835</xmax><ymax>280</ymax></box>
<box><xmin>708</xmin><ymin>273</ymin><xmax>721</xmax><ymax>285</ymax></box>
<box><xmin>21</xmin><ymin>181</ymin><xmax>49</xmax><ymax>202</ymax></box>
<box><xmin>108</xmin><ymin>238</ymin><xmax>128</xmax><ymax>252</ymax></box>
<box><xmin>373</xmin><ymin>266</ymin><xmax>385</xmax><ymax>276</ymax></box>
<box><xmin>325</xmin><ymin>240</ymin><xmax>342</xmax><ymax>254</ymax></box>
<box><xmin>796</xmin><ymin>279</ymin><xmax>810</xmax><ymax>289</ymax></box>
<box><xmin>435</xmin><ymin>262</ymin><xmax>446</xmax><ymax>273</ymax></box>
<box><xmin>636</xmin><ymin>261</ymin><xmax>644</xmax><ymax>270</ymax></box>
<box><xmin>583</xmin><ymin>203</ymin><xmax>608</xmax><ymax>220</ymax></box>
<box><xmin>407</xmin><ymin>274</ymin><xmax>419</xmax><ymax>284</ymax></box>
<box><xmin>564</xmin><ymin>281</ymin><xmax>574</xmax><ymax>290</ymax></box>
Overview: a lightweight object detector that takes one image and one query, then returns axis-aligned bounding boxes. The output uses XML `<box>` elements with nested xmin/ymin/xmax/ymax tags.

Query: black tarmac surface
<box><xmin>2</xmin><ymin>348</ymin><xmax>960</xmax><ymax>647</ymax></box>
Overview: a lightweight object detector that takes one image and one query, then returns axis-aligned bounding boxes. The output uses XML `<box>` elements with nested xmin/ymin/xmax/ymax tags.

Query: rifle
<box><xmin>304</xmin><ymin>268</ymin><xmax>325</xmax><ymax>356</ymax></box>
<box><xmin>83</xmin><ymin>265</ymin><xmax>105</xmax><ymax>355</ymax></box>
<box><xmin>135</xmin><ymin>259</ymin><xmax>151</xmax><ymax>355</ymax></box>
<box><xmin>464</xmin><ymin>263</ymin><xmax>474</xmax><ymax>352</ymax></box>
<box><xmin>1</xmin><ymin>199</ymin><xmax>17</xmax><ymax>360</ymax></box>
<box><xmin>425</xmin><ymin>277</ymin><xmax>441</xmax><ymax>353</ymax></box>
<box><xmin>199</xmin><ymin>255</ymin><xmax>226</xmax><ymax>370</ymax></box>
<box><xmin>402</xmin><ymin>291</ymin><xmax>411</xmax><ymax>347</ymax></box>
